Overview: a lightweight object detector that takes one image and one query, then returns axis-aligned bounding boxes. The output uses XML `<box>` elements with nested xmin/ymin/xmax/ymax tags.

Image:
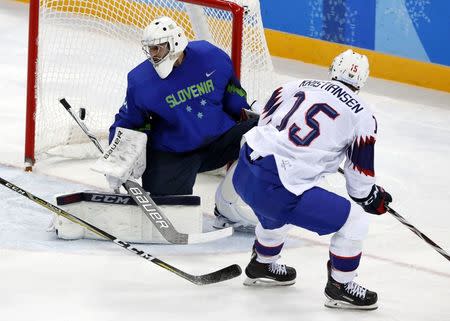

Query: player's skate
<box><xmin>324</xmin><ymin>261</ymin><xmax>378</xmax><ymax>310</ymax></box>
<box><xmin>212</xmin><ymin>206</ymin><xmax>255</xmax><ymax>233</ymax></box>
<box><xmin>243</xmin><ymin>250</ymin><xmax>296</xmax><ymax>286</ymax></box>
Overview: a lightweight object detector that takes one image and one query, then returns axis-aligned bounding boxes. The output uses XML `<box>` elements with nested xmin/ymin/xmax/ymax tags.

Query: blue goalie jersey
<box><xmin>109</xmin><ymin>40</ymin><xmax>249</xmax><ymax>152</ymax></box>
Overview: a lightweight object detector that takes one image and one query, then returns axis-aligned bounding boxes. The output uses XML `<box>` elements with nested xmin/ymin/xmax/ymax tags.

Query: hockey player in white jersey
<box><xmin>232</xmin><ymin>49</ymin><xmax>392</xmax><ymax>310</ymax></box>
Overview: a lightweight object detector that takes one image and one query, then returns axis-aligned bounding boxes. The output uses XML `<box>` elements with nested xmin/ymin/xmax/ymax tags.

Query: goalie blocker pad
<box><xmin>52</xmin><ymin>191</ymin><xmax>202</xmax><ymax>244</ymax></box>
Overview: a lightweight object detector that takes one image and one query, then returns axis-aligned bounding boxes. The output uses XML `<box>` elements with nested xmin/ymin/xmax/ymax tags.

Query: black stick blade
<box><xmin>193</xmin><ymin>264</ymin><xmax>242</xmax><ymax>285</ymax></box>
<box><xmin>152</xmin><ymin>258</ymin><xmax>242</xmax><ymax>286</ymax></box>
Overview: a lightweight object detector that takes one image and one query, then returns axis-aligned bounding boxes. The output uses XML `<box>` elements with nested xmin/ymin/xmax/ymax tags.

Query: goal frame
<box><xmin>24</xmin><ymin>0</ymin><xmax>245</xmax><ymax>170</ymax></box>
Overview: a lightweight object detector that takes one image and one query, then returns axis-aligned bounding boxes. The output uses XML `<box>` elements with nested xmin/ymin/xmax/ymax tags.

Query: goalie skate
<box><xmin>212</xmin><ymin>206</ymin><xmax>255</xmax><ymax>233</ymax></box>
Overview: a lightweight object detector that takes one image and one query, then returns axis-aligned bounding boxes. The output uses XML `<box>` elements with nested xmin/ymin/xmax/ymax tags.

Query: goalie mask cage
<box><xmin>24</xmin><ymin>0</ymin><xmax>275</xmax><ymax>168</ymax></box>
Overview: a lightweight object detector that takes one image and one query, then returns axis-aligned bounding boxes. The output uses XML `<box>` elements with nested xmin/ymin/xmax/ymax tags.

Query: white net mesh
<box><xmin>33</xmin><ymin>0</ymin><xmax>276</xmax><ymax>160</ymax></box>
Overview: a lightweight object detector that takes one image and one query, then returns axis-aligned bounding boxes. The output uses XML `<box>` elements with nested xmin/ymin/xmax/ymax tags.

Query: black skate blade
<box><xmin>243</xmin><ymin>277</ymin><xmax>296</xmax><ymax>287</ymax></box>
<box><xmin>324</xmin><ymin>296</ymin><xmax>378</xmax><ymax>311</ymax></box>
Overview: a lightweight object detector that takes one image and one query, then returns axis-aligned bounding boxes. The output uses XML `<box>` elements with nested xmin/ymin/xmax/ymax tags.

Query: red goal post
<box><xmin>24</xmin><ymin>0</ymin><xmax>274</xmax><ymax>169</ymax></box>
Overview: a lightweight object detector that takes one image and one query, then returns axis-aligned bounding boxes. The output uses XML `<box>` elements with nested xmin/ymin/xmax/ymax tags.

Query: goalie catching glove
<box><xmin>351</xmin><ymin>184</ymin><xmax>393</xmax><ymax>215</ymax></box>
<box><xmin>91</xmin><ymin>127</ymin><xmax>147</xmax><ymax>191</ymax></box>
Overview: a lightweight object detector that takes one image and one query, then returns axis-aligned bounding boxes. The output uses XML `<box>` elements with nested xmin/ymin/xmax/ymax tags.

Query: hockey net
<box><xmin>25</xmin><ymin>0</ymin><xmax>277</xmax><ymax>166</ymax></box>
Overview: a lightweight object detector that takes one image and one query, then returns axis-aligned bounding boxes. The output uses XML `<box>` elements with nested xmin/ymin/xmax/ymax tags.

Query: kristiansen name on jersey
<box><xmin>299</xmin><ymin>80</ymin><xmax>364</xmax><ymax>114</ymax></box>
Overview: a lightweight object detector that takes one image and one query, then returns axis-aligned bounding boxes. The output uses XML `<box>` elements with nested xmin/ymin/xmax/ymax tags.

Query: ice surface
<box><xmin>0</xmin><ymin>1</ymin><xmax>449</xmax><ymax>321</ymax></box>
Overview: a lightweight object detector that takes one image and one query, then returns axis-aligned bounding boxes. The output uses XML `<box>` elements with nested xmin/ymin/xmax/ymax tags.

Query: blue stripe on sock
<box><xmin>329</xmin><ymin>251</ymin><xmax>362</xmax><ymax>272</ymax></box>
<box><xmin>254</xmin><ymin>240</ymin><xmax>284</xmax><ymax>257</ymax></box>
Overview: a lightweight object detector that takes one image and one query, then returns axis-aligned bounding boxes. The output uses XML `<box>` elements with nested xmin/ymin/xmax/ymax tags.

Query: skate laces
<box><xmin>344</xmin><ymin>281</ymin><xmax>367</xmax><ymax>299</ymax></box>
<box><xmin>268</xmin><ymin>263</ymin><xmax>287</xmax><ymax>275</ymax></box>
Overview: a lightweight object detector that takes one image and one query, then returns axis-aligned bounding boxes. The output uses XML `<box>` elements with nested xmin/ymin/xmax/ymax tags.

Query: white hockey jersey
<box><xmin>244</xmin><ymin>79</ymin><xmax>377</xmax><ymax>199</ymax></box>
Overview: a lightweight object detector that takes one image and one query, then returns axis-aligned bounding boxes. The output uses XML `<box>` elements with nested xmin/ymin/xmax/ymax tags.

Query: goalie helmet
<box><xmin>142</xmin><ymin>16</ymin><xmax>188</xmax><ymax>79</ymax></box>
<box><xmin>329</xmin><ymin>49</ymin><xmax>369</xmax><ymax>90</ymax></box>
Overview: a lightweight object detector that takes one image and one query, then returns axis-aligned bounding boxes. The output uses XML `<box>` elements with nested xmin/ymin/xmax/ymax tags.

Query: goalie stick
<box><xmin>0</xmin><ymin>176</ymin><xmax>242</xmax><ymax>285</ymax></box>
<box><xmin>59</xmin><ymin>98</ymin><xmax>232</xmax><ymax>245</ymax></box>
<box><xmin>337</xmin><ymin>168</ymin><xmax>449</xmax><ymax>262</ymax></box>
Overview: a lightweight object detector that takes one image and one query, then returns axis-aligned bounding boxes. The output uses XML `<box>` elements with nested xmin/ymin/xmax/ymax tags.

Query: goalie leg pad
<box><xmin>53</xmin><ymin>192</ymin><xmax>202</xmax><ymax>244</ymax></box>
<box><xmin>214</xmin><ymin>162</ymin><xmax>258</xmax><ymax>229</ymax></box>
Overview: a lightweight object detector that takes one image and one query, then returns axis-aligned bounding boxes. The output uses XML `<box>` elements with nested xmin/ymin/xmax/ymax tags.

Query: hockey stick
<box><xmin>338</xmin><ymin>168</ymin><xmax>450</xmax><ymax>262</ymax></box>
<box><xmin>59</xmin><ymin>98</ymin><xmax>233</xmax><ymax>244</ymax></box>
<box><xmin>0</xmin><ymin>176</ymin><xmax>241</xmax><ymax>285</ymax></box>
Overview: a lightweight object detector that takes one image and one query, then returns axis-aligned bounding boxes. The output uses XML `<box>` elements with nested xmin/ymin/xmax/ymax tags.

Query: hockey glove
<box><xmin>351</xmin><ymin>185</ymin><xmax>393</xmax><ymax>215</ymax></box>
<box><xmin>240</xmin><ymin>108</ymin><xmax>257</xmax><ymax>121</ymax></box>
<box><xmin>240</xmin><ymin>101</ymin><xmax>261</xmax><ymax>121</ymax></box>
<box><xmin>91</xmin><ymin>127</ymin><xmax>147</xmax><ymax>191</ymax></box>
